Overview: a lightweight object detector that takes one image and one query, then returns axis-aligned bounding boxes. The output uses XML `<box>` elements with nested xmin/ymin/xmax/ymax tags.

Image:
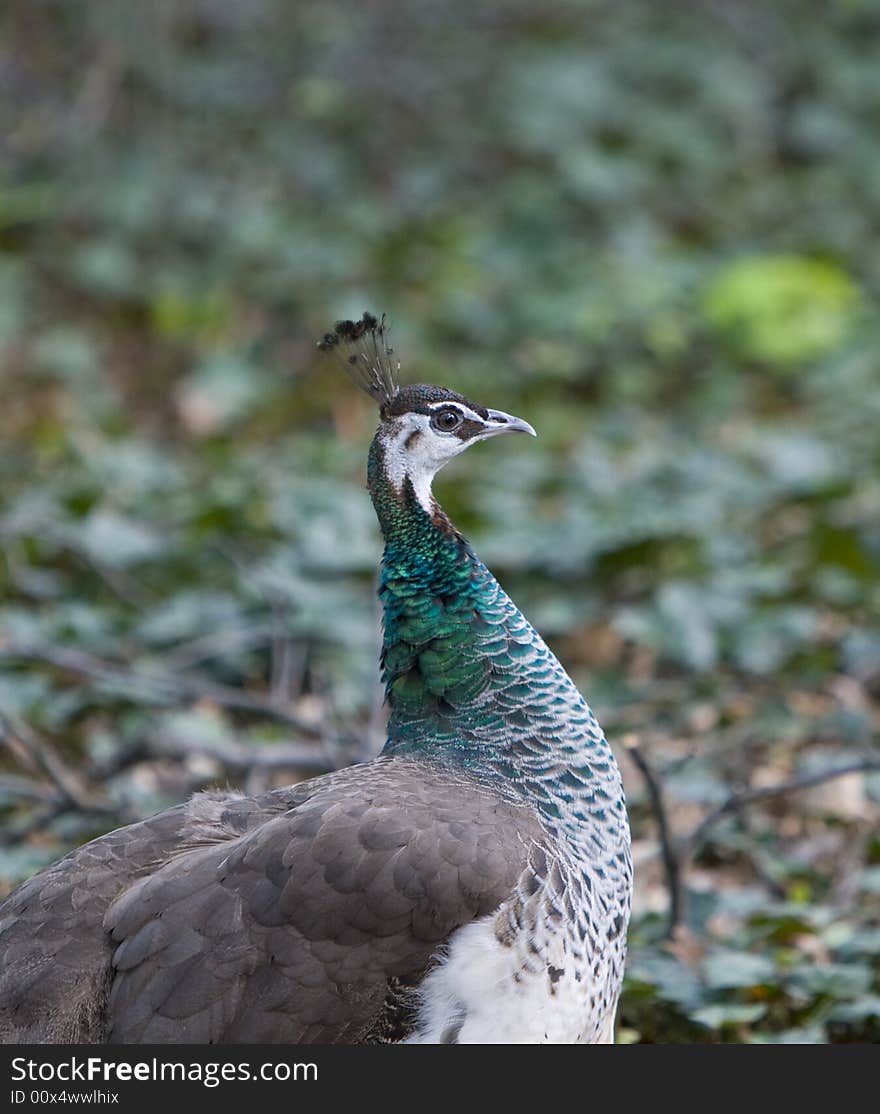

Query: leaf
<box><xmin>703</xmin><ymin>255</ymin><xmax>861</xmax><ymax>368</ymax></box>
<box><xmin>856</xmin><ymin>866</ymin><xmax>880</xmax><ymax>894</ymax></box>
<box><xmin>32</xmin><ymin>329</ymin><xmax>100</xmax><ymax>386</ymax></box>
<box><xmin>691</xmin><ymin>1003</ymin><xmax>767</xmax><ymax>1029</ymax></box>
<box><xmin>625</xmin><ymin>949</ymin><xmax>704</xmax><ymax>1010</ymax></box>
<box><xmin>786</xmin><ymin>962</ymin><xmax>873</xmax><ymax>1000</ymax></box>
<box><xmin>0</xmin><ymin>844</ymin><xmax>64</xmax><ymax>887</ymax></box>
<box><xmin>752</xmin><ymin>1025</ymin><xmax>828</xmax><ymax>1045</ymax></box>
<box><xmin>137</xmin><ymin>592</ymin><xmax>246</xmax><ymax>646</ymax></box>
<box><xmin>74</xmin><ymin>510</ymin><xmax>164</xmax><ymax>567</ymax></box>
<box><xmin>702</xmin><ymin>949</ymin><xmax>776</xmax><ymax>989</ymax></box>
<box><xmin>175</xmin><ymin>354</ymin><xmax>269</xmax><ymax>434</ymax></box>
<box><xmin>826</xmin><ymin>995</ymin><xmax>880</xmax><ymax>1024</ymax></box>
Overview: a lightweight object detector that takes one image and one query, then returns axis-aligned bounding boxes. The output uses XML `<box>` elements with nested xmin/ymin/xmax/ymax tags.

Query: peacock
<box><xmin>0</xmin><ymin>313</ymin><xmax>632</xmax><ymax>1044</ymax></box>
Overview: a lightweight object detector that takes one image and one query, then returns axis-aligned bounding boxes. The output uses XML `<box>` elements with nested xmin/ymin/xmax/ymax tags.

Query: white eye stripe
<box><xmin>426</xmin><ymin>401</ymin><xmax>482</xmax><ymax>423</ymax></box>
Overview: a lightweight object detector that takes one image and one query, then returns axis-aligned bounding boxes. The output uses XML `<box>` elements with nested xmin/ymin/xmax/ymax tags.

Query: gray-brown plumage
<box><xmin>0</xmin><ymin>314</ymin><xmax>631</xmax><ymax>1044</ymax></box>
<box><xmin>0</xmin><ymin>760</ymin><xmax>544</xmax><ymax>1043</ymax></box>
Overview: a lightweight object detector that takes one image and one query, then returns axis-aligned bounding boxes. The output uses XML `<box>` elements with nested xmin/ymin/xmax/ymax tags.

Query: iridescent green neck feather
<box><xmin>369</xmin><ymin>435</ymin><xmax>605</xmax><ymax>793</ymax></box>
<box><xmin>370</xmin><ymin>438</ymin><xmax>492</xmax><ymax>749</ymax></box>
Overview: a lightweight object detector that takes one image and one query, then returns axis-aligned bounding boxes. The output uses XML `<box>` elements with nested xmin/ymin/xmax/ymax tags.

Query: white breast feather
<box><xmin>407</xmin><ymin>912</ymin><xmax>617</xmax><ymax>1045</ymax></box>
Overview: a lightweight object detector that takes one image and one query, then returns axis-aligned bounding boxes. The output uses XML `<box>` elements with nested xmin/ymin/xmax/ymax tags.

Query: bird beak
<box><xmin>484</xmin><ymin>409</ymin><xmax>538</xmax><ymax>438</ymax></box>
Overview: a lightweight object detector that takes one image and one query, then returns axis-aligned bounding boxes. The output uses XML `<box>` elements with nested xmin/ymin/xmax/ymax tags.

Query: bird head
<box><xmin>318</xmin><ymin>312</ymin><xmax>535</xmax><ymax>512</ymax></box>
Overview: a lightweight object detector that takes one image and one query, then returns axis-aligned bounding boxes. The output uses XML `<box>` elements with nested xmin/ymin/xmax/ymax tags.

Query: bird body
<box><xmin>0</xmin><ymin>314</ymin><xmax>632</xmax><ymax>1044</ymax></box>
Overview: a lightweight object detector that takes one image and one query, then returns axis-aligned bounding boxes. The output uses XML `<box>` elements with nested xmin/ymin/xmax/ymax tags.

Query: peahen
<box><xmin>0</xmin><ymin>313</ymin><xmax>632</xmax><ymax>1044</ymax></box>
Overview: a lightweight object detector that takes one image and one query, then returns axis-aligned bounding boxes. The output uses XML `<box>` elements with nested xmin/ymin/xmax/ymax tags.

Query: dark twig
<box><xmin>681</xmin><ymin>756</ymin><xmax>880</xmax><ymax>858</ymax></box>
<box><xmin>270</xmin><ymin>616</ymin><xmax>306</xmax><ymax>708</ymax></box>
<box><xmin>0</xmin><ymin>797</ymin><xmax>140</xmax><ymax>848</ymax></box>
<box><xmin>163</xmin><ymin>623</ymin><xmax>277</xmax><ymax>671</ymax></box>
<box><xmin>0</xmin><ymin>709</ymin><xmax>94</xmax><ymax>811</ymax></box>
<box><xmin>0</xmin><ymin>711</ymin><xmax>142</xmax><ymax>847</ymax></box>
<box><xmin>0</xmin><ymin>775</ymin><xmax>62</xmax><ymax>805</ymax></box>
<box><xmin>211</xmin><ymin>541</ymin><xmax>307</xmax><ymax>710</ymax></box>
<box><xmin>0</xmin><ymin>803</ymin><xmax>67</xmax><ymax>848</ymax></box>
<box><xmin>622</xmin><ymin>736</ymin><xmax>681</xmax><ymax>937</ymax></box>
<box><xmin>73</xmin><ymin>550</ymin><xmax>157</xmax><ymax>610</ymax></box>
<box><xmin>0</xmin><ymin>643</ymin><xmax>330</xmax><ymax>738</ymax></box>
<box><xmin>146</xmin><ymin>730</ymin><xmax>331</xmax><ymax>774</ymax></box>
<box><xmin>624</xmin><ymin>736</ymin><xmax>880</xmax><ymax>939</ymax></box>
<box><xmin>662</xmin><ymin>753</ymin><xmax>880</xmax><ymax>937</ymax></box>
<box><xmin>85</xmin><ymin>739</ymin><xmax>149</xmax><ymax>781</ymax></box>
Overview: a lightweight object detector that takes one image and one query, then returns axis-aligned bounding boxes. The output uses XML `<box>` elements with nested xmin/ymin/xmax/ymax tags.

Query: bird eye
<box><xmin>431</xmin><ymin>408</ymin><xmax>462</xmax><ymax>433</ymax></box>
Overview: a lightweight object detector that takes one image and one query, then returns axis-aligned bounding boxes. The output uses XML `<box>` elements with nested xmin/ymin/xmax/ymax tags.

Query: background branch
<box><xmin>0</xmin><ymin>643</ymin><xmax>335</xmax><ymax>739</ymax></box>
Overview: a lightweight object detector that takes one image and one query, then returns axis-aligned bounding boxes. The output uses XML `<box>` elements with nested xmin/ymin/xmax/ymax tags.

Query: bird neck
<box><xmin>369</xmin><ymin>438</ymin><xmax>485</xmax><ymax>735</ymax></box>
<box><xmin>369</xmin><ymin>440</ymin><xmax>488</xmax><ymax>753</ymax></box>
<box><xmin>368</xmin><ymin>437</ymin><xmax>608</xmax><ymax>789</ymax></box>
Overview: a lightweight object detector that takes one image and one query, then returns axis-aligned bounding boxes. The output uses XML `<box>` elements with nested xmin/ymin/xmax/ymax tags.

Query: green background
<box><xmin>1</xmin><ymin>1</ymin><xmax>879</xmax><ymax>1042</ymax></box>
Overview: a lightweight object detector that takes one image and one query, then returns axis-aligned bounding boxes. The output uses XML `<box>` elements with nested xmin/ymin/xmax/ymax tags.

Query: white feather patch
<box><xmin>407</xmin><ymin>914</ymin><xmax>613</xmax><ymax>1045</ymax></box>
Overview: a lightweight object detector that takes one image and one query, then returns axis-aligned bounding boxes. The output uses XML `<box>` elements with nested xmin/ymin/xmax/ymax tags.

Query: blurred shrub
<box><xmin>703</xmin><ymin>254</ymin><xmax>861</xmax><ymax>368</ymax></box>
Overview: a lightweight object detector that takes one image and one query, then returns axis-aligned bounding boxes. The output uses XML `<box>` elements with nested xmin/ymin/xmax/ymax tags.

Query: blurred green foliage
<box><xmin>703</xmin><ymin>254</ymin><xmax>861</xmax><ymax>368</ymax></box>
<box><xmin>1</xmin><ymin>0</ymin><xmax>879</xmax><ymax>1043</ymax></box>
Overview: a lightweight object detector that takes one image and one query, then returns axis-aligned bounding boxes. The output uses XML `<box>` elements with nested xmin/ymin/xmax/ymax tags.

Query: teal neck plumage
<box><xmin>369</xmin><ymin>437</ymin><xmax>607</xmax><ymax>787</ymax></box>
<box><xmin>370</xmin><ymin>438</ymin><xmax>494</xmax><ymax>750</ymax></box>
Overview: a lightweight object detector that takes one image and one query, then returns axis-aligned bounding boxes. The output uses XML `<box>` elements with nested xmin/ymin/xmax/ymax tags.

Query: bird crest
<box><xmin>318</xmin><ymin>311</ymin><xmax>400</xmax><ymax>407</ymax></box>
